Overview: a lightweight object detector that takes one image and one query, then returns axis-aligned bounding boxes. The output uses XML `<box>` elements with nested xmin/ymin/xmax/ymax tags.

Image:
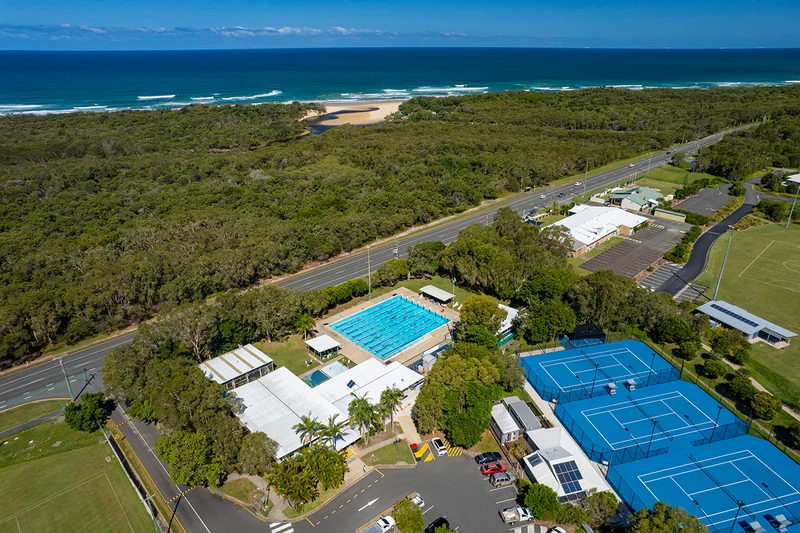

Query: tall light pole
<box><xmin>58</xmin><ymin>357</ymin><xmax>74</xmax><ymax>401</ymax></box>
<box><xmin>787</xmin><ymin>183</ymin><xmax>799</xmax><ymax>228</ymax></box>
<box><xmin>646</xmin><ymin>419</ymin><xmax>658</xmax><ymax>457</ymax></box>
<box><xmin>451</xmin><ymin>277</ymin><xmax>456</xmax><ymax>309</ymax></box>
<box><xmin>713</xmin><ymin>225</ymin><xmax>735</xmax><ymax>300</ymax></box>
<box><xmin>647</xmin><ymin>153</ymin><xmax>653</xmax><ymax>175</ymax></box>
<box><xmin>366</xmin><ymin>244</ymin><xmax>372</xmax><ymax>297</ymax></box>
<box><xmin>730</xmin><ymin>501</ymin><xmax>745</xmax><ymax>533</ymax></box>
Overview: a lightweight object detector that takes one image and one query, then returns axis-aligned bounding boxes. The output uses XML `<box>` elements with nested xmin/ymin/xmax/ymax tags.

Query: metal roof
<box><xmin>696</xmin><ymin>300</ymin><xmax>797</xmax><ymax>338</ymax></box>
<box><xmin>305</xmin><ymin>334</ymin><xmax>341</xmax><ymax>353</ymax></box>
<box><xmin>198</xmin><ymin>344</ymin><xmax>273</xmax><ymax>385</ymax></box>
<box><xmin>419</xmin><ymin>285</ymin><xmax>454</xmax><ymax>302</ymax></box>
<box><xmin>502</xmin><ymin>396</ymin><xmax>542</xmax><ymax>431</ymax></box>
<box><xmin>786</xmin><ymin>173</ymin><xmax>800</xmax><ymax>184</ymax></box>
<box><xmin>492</xmin><ymin>403</ymin><xmax>521</xmax><ymax>435</ymax></box>
<box><xmin>609</xmin><ymin>186</ymin><xmax>663</xmax><ymax>206</ymax></box>
<box><xmin>555</xmin><ymin>205</ymin><xmax>648</xmax><ymax>246</ymax></box>
<box><xmin>498</xmin><ymin>304</ymin><xmax>519</xmax><ymax>334</ymax></box>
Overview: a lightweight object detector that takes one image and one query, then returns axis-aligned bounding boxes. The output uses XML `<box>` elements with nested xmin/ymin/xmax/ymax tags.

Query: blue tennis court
<box><xmin>557</xmin><ymin>381</ymin><xmax>745</xmax><ymax>463</ymax></box>
<box><xmin>330</xmin><ymin>296</ymin><xmax>449</xmax><ymax>360</ymax></box>
<box><xmin>521</xmin><ymin>340</ymin><xmax>680</xmax><ymax>404</ymax></box>
<box><xmin>609</xmin><ymin>436</ymin><xmax>800</xmax><ymax>533</ymax></box>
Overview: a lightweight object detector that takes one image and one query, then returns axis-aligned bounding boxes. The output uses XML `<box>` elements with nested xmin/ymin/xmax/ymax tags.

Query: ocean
<box><xmin>2</xmin><ymin>48</ymin><xmax>800</xmax><ymax>116</ymax></box>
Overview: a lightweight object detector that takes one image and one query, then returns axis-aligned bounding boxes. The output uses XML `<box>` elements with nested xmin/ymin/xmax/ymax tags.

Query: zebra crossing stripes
<box><xmin>270</xmin><ymin>522</ymin><xmax>294</xmax><ymax>533</ymax></box>
<box><xmin>440</xmin><ymin>436</ymin><xmax>463</xmax><ymax>457</ymax></box>
<box><xmin>511</xmin><ymin>523</ymin><xmax>548</xmax><ymax>533</ymax></box>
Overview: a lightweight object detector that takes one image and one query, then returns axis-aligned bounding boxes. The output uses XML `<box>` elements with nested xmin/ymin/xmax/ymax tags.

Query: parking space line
<box><xmin>496</xmin><ymin>498</ymin><xmax>516</xmax><ymax>505</ymax></box>
<box><xmin>423</xmin><ymin>506</ymin><xmax>434</xmax><ymax>515</ymax></box>
<box><xmin>489</xmin><ymin>486</ymin><xmax>515</xmax><ymax>492</ymax></box>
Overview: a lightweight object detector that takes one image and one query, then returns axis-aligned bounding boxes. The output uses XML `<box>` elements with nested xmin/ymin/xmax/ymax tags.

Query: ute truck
<box><xmin>500</xmin><ymin>506</ymin><xmax>534</xmax><ymax>525</ymax></box>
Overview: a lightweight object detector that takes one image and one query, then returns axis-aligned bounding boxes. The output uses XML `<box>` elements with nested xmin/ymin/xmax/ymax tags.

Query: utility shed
<box><xmin>491</xmin><ymin>403</ymin><xmax>521</xmax><ymax>444</ymax></box>
<box><xmin>696</xmin><ymin>300</ymin><xmax>796</xmax><ymax>348</ymax></box>
<box><xmin>419</xmin><ymin>285</ymin><xmax>454</xmax><ymax>304</ymax></box>
<box><xmin>502</xmin><ymin>396</ymin><xmax>541</xmax><ymax>432</ymax></box>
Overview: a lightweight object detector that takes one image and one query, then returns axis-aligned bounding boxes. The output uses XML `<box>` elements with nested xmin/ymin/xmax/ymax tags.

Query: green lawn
<box><xmin>693</xmin><ymin>224</ymin><xmax>800</xmax><ymax>405</ymax></box>
<box><xmin>475</xmin><ymin>430</ymin><xmax>500</xmax><ymax>454</ymax></box>
<box><xmin>0</xmin><ymin>400</ymin><xmax>64</xmax><ymax>434</ymax></box>
<box><xmin>362</xmin><ymin>440</ymin><xmax>415</xmax><ymax>466</ymax></box>
<box><xmin>0</xmin><ymin>422</ymin><xmax>153</xmax><ymax>533</ymax></box>
<box><xmin>634</xmin><ymin>166</ymin><xmax>713</xmax><ymax>196</ymax></box>
<box><xmin>539</xmin><ymin>214</ymin><xmax>566</xmax><ymax>226</ymax></box>
<box><xmin>254</xmin><ymin>335</ymin><xmax>319</xmax><ymax>375</ymax></box>
<box><xmin>218</xmin><ymin>477</ymin><xmax>265</xmax><ymax>506</ymax></box>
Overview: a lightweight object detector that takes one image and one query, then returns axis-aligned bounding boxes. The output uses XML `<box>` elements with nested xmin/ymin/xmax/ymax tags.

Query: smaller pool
<box><xmin>304</xmin><ymin>361</ymin><xmax>350</xmax><ymax>387</ymax></box>
<box><xmin>322</xmin><ymin>361</ymin><xmax>348</xmax><ymax>377</ymax></box>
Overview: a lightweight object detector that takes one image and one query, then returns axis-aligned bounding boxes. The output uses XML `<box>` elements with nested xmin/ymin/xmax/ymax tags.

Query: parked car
<box><xmin>424</xmin><ymin>517</ymin><xmax>450</xmax><ymax>533</ymax></box>
<box><xmin>480</xmin><ymin>462</ymin><xmax>507</xmax><ymax>476</ymax></box>
<box><xmin>548</xmin><ymin>527</ymin><xmax>567</xmax><ymax>533</ymax></box>
<box><xmin>501</xmin><ymin>507</ymin><xmax>534</xmax><ymax>525</ymax></box>
<box><xmin>490</xmin><ymin>472</ymin><xmax>516</xmax><ymax>487</ymax></box>
<box><xmin>475</xmin><ymin>452</ymin><xmax>502</xmax><ymax>465</ymax></box>
<box><xmin>364</xmin><ymin>516</ymin><xmax>396</xmax><ymax>533</ymax></box>
<box><xmin>431</xmin><ymin>437</ymin><xmax>448</xmax><ymax>456</ymax></box>
<box><xmin>408</xmin><ymin>493</ymin><xmax>425</xmax><ymax>508</ymax></box>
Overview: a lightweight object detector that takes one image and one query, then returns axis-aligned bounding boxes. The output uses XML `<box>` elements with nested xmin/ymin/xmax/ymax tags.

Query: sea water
<box><xmin>1</xmin><ymin>47</ymin><xmax>799</xmax><ymax>115</ymax></box>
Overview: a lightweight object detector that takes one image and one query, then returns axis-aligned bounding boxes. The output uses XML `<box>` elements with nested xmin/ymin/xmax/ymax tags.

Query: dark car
<box><xmin>557</xmin><ymin>192</ymin><xmax>565</xmax><ymax>198</ymax></box>
<box><xmin>475</xmin><ymin>452</ymin><xmax>502</xmax><ymax>465</ymax></box>
<box><xmin>424</xmin><ymin>517</ymin><xmax>450</xmax><ymax>533</ymax></box>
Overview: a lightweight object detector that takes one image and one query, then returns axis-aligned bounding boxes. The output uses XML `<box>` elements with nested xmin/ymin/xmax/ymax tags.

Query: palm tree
<box><xmin>319</xmin><ymin>414</ymin><xmax>348</xmax><ymax>449</ymax></box>
<box><xmin>294</xmin><ymin>313</ymin><xmax>316</xmax><ymax>341</ymax></box>
<box><xmin>293</xmin><ymin>414</ymin><xmax>324</xmax><ymax>446</ymax></box>
<box><xmin>380</xmin><ymin>387</ymin><xmax>404</xmax><ymax>431</ymax></box>
<box><xmin>348</xmin><ymin>395</ymin><xmax>379</xmax><ymax>444</ymax></box>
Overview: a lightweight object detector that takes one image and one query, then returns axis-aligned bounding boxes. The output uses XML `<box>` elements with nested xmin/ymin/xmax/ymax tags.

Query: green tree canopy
<box><xmin>237</xmin><ymin>432</ymin><xmax>278</xmax><ymax>476</ymax></box>
<box><xmin>154</xmin><ymin>431</ymin><xmax>224</xmax><ymax>487</ymax></box>
<box><xmin>750</xmin><ymin>391</ymin><xmax>782</xmax><ymax>420</ymax></box>
<box><xmin>393</xmin><ymin>498</ymin><xmax>425</xmax><ymax>533</ymax></box>
<box><xmin>522</xmin><ymin>483</ymin><xmax>561</xmax><ymax>521</ymax></box>
<box><xmin>64</xmin><ymin>392</ymin><xmax>108</xmax><ymax>433</ymax></box>
<box><xmin>407</xmin><ymin>242</ymin><xmax>446</xmax><ymax>276</ymax></box>
<box><xmin>459</xmin><ymin>296</ymin><xmax>506</xmax><ymax>334</ymax></box>
<box><xmin>630</xmin><ymin>501</ymin><xmax>708</xmax><ymax>533</ymax></box>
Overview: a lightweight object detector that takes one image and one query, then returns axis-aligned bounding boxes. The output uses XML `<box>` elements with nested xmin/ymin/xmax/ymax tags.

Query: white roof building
<box><xmin>554</xmin><ymin>205</ymin><xmax>648</xmax><ymax>253</ymax></box>
<box><xmin>315</xmin><ymin>358</ymin><xmax>423</xmax><ymax>414</ymax></box>
<box><xmin>786</xmin><ymin>173</ymin><xmax>800</xmax><ymax>185</ymax></box>
<box><xmin>233</xmin><ymin>367</ymin><xmax>359</xmax><ymax>459</ymax></box>
<box><xmin>522</xmin><ymin>427</ymin><xmax>611</xmax><ymax>503</ymax></box>
<box><xmin>198</xmin><ymin>344</ymin><xmax>274</xmax><ymax>390</ymax></box>
<box><xmin>231</xmin><ymin>360</ymin><xmax>422</xmax><ymax>460</ymax></box>
<box><xmin>491</xmin><ymin>403</ymin><xmax>522</xmax><ymax>444</ymax></box>
<box><xmin>498</xmin><ymin>304</ymin><xmax>518</xmax><ymax>335</ymax></box>
<box><xmin>305</xmin><ymin>335</ymin><xmax>341</xmax><ymax>358</ymax></box>
<box><xmin>420</xmin><ymin>285</ymin><xmax>454</xmax><ymax>303</ymax></box>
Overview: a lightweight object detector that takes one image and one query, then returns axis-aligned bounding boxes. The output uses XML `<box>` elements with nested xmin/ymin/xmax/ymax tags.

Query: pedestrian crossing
<box><xmin>270</xmin><ymin>521</ymin><xmax>294</xmax><ymax>533</ymax></box>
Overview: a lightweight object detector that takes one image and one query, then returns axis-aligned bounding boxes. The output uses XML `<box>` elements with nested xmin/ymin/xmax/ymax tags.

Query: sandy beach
<box><xmin>304</xmin><ymin>100</ymin><xmax>406</xmax><ymax>126</ymax></box>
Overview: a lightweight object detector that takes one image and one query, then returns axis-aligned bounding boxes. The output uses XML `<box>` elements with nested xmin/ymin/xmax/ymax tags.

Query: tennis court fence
<box><xmin>521</xmin><ymin>356</ymin><xmax>682</xmax><ymax>405</ymax></box>
<box><xmin>555</xmin><ymin>402</ymin><xmax>670</xmax><ymax>465</ymax></box>
<box><xmin>690</xmin><ymin>419</ymin><xmax>748</xmax><ymax>447</ymax></box>
<box><xmin>607</xmin><ymin>466</ymin><xmax>648</xmax><ymax>513</ymax></box>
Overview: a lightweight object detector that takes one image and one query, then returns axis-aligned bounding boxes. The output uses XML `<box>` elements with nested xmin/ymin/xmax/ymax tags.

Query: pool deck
<box><xmin>319</xmin><ymin>287</ymin><xmax>460</xmax><ymax>366</ymax></box>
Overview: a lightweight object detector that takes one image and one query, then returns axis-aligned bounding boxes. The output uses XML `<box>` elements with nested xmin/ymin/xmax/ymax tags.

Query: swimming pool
<box><xmin>330</xmin><ymin>296</ymin><xmax>449</xmax><ymax>360</ymax></box>
<box><xmin>304</xmin><ymin>361</ymin><xmax>350</xmax><ymax>387</ymax></box>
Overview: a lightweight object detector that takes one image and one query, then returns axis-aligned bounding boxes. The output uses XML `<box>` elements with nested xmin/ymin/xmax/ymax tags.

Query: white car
<box><xmin>375</xmin><ymin>516</ymin><xmax>396</xmax><ymax>533</ymax></box>
<box><xmin>431</xmin><ymin>437</ymin><xmax>448</xmax><ymax>456</ymax></box>
<box><xmin>628</xmin><ymin>163</ymin><xmax>635</xmax><ymax>168</ymax></box>
<box><xmin>539</xmin><ymin>194</ymin><xmax>547</xmax><ymax>199</ymax></box>
<box><xmin>408</xmin><ymin>493</ymin><xmax>425</xmax><ymax>508</ymax></box>
<box><xmin>574</xmin><ymin>181</ymin><xmax>581</xmax><ymax>186</ymax></box>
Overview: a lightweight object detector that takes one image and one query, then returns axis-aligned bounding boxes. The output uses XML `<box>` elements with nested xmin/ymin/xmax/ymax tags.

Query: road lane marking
<box><xmin>0</xmin><ymin>377</ymin><xmax>45</xmax><ymax>395</ymax></box>
<box><xmin>496</xmin><ymin>498</ymin><xmax>517</xmax><ymax>504</ymax></box>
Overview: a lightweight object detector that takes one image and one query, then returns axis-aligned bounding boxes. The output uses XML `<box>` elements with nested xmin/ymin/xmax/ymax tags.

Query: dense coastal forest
<box><xmin>2</xmin><ymin>86</ymin><xmax>800</xmax><ymax>365</ymax></box>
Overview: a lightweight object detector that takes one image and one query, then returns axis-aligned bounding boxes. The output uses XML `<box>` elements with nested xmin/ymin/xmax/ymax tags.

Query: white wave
<box><xmin>220</xmin><ymin>90</ymin><xmax>282</xmax><ymax>101</ymax></box>
<box><xmin>712</xmin><ymin>82</ymin><xmax>742</xmax><ymax>87</ymax></box>
<box><xmin>26</xmin><ymin>109</ymin><xmax>74</xmax><ymax>116</ymax></box>
<box><xmin>137</xmin><ymin>94</ymin><xmax>176</xmax><ymax>100</ymax></box>
<box><xmin>786</xmin><ymin>80</ymin><xmax>800</xmax><ymax>84</ymax></box>
<box><xmin>412</xmin><ymin>86</ymin><xmax>489</xmax><ymax>93</ymax></box>
<box><xmin>190</xmin><ymin>96</ymin><xmax>215</xmax><ymax>101</ymax></box>
<box><xmin>382</xmin><ymin>89</ymin><xmax>410</xmax><ymax>95</ymax></box>
<box><xmin>0</xmin><ymin>104</ymin><xmax>43</xmax><ymax>111</ymax></box>
<box><xmin>73</xmin><ymin>105</ymin><xmax>108</xmax><ymax>111</ymax></box>
<box><xmin>610</xmin><ymin>84</ymin><xmax>644</xmax><ymax>89</ymax></box>
<box><xmin>531</xmin><ymin>86</ymin><xmax>560</xmax><ymax>91</ymax></box>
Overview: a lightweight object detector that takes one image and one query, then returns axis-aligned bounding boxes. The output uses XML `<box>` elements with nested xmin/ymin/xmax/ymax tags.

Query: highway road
<box><xmin>0</xmin><ymin>128</ymin><xmax>741</xmax><ymax>413</ymax></box>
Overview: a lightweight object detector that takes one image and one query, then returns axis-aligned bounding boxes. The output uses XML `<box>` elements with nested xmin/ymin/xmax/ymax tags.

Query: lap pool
<box><xmin>330</xmin><ymin>296</ymin><xmax>449</xmax><ymax>360</ymax></box>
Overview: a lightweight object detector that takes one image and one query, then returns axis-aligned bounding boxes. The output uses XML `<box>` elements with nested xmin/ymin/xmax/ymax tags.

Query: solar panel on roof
<box><xmin>710</xmin><ymin>303</ymin><xmax>760</xmax><ymax>328</ymax></box>
<box><xmin>346</xmin><ymin>380</ymin><xmax>356</xmax><ymax>389</ymax></box>
<box><xmin>561</xmin><ymin>480</ymin><xmax>583</xmax><ymax>494</ymax></box>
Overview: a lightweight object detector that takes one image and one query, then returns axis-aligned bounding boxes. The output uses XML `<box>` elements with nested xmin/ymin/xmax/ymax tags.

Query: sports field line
<box><xmin>739</xmin><ymin>239</ymin><xmax>775</xmax><ymax>278</ymax></box>
<box><xmin>737</xmin><ymin>272</ymin><xmax>800</xmax><ymax>293</ymax></box>
<box><xmin>0</xmin><ymin>471</ymin><xmax>106</xmax><ymax>525</ymax></box>
<box><xmin>104</xmin><ymin>471</ymin><xmax>136</xmax><ymax>533</ymax></box>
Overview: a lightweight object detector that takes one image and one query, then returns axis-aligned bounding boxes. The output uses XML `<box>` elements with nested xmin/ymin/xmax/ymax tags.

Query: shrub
<box><xmin>393</xmin><ymin>498</ymin><xmax>424</xmax><ymax>533</ymax></box>
<box><xmin>789</xmin><ymin>423</ymin><xmax>800</xmax><ymax>448</ymax></box>
<box><xmin>702</xmin><ymin>358</ymin><xmax>728</xmax><ymax>380</ymax></box>
<box><xmin>523</xmin><ymin>483</ymin><xmax>562</xmax><ymax>521</ymax></box>
<box><xmin>64</xmin><ymin>392</ymin><xmax>108</xmax><ymax>432</ymax></box>
<box><xmin>727</xmin><ymin>370</ymin><xmax>758</xmax><ymax>401</ymax></box>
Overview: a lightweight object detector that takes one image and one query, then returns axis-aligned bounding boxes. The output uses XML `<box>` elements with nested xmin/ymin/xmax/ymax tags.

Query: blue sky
<box><xmin>2</xmin><ymin>0</ymin><xmax>799</xmax><ymax>49</ymax></box>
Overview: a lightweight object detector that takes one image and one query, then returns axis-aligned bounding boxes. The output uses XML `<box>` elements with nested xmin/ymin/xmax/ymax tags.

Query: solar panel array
<box><xmin>710</xmin><ymin>303</ymin><xmax>760</xmax><ymax>328</ymax></box>
<box><xmin>554</xmin><ymin>460</ymin><xmax>583</xmax><ymax>494</ymax></box>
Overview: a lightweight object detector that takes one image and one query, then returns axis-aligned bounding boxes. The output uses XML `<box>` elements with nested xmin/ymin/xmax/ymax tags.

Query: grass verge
<box><xmin>218</xmin><ymin>477</ymin><xmax>265</xmax><ymax>506</ymax></box>
<box><xmin>475</xmin><ymin>430</ymin><xmax>500</xmax><ymax>454</ymax></box>
<box><xmin>254</xmin><ymin>336</ymin><xmax>319</xmax><ymax>375</ymax></box>
<box><xmin>362</xmin><ymin>440</ymin><xmax>415</xmax><ymax>466</ymax></box>
<box><xmin>0</xmin><ymin>400</ymin><xmax>65</xmax><ymax>434</ymax></box>
<box><xmin>282</xmin><ymin>483</ymin><xmax>343</xmax><ymax>519</ymax></box>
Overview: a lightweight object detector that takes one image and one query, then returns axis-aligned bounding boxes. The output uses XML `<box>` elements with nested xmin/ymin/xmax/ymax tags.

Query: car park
<box><xmin>489</xmin><ymin>472</ymin><xmax>516</xmax><ymax>487</ymax></box>
<box><xmin>424</xmin><ymin>517</ymin><xmax>450</xmax><ymax>533</ymax></box>
<box><xmin>408</xmin><ymin>492</ymin><xmax>425</xmax><ymax>508</ymax></box>
<box><xmin>431</xmin><ymin>437</ymin><xmax>448</xmax><ymax>456</ymax></box>
<box><xmin>480</xmin><ymin>462</ymin><xmax>506</xmax><ymax>476</ymax></box>
<box><xmin>475</xmin><ymin>452</ymin><xmax>502</xmax><ymax>465</ymax></box>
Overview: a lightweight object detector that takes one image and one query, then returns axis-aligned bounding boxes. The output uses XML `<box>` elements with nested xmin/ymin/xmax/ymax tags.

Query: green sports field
<box><xmin>694</xmin><ymin>223</ymin><xmax>800</xmax><ymax>404</ymax></box>
<box><xmin>0</xmin><ymin>419</ymin><xmax>154</xmax><ymax>533</ymax></box>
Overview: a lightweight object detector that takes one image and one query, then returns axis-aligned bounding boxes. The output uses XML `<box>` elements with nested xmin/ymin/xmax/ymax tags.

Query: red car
<box><xmin>480</xmin><ymin>462</ymin><xmax>507</xmax><ymax>476</ymax></box>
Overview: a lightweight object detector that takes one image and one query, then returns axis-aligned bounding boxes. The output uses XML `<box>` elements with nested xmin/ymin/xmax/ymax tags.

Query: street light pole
<box><xmin>451</xmin><ymin>277</ymin><xmax>456</xmax><ymax>310</ymax></box>
<box><xmin>713</xmin><ymin>225</ymin><xmax>735</xmax><ymax>300</ymax></box>
<box><xmin>58</xmin><ymin>357</ymin><xmax>74</xmax><ymax>401</ymax></box>
<box><xmin>647</xmin><ymin>419</ymin><xmax>658</xmax><ymax>457</ymax></box>
<box><xmin>730</xmin><ymin>501</ymin><xmax>745</xmax><ymax>533</ymax></box>
<box><xmin>367</xmin><ymin>244</ymin><xmax>372</xmax><ymax>297</ymax></box>
<box><xmin>591</xmin><ymin>363</ymin><xmax>599</xmax><ymax>397</ymax></box>
<box><xmin>787</xmin><ymin>184</ymin><xmax>799</xmax><ymax>228</ymax></box>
